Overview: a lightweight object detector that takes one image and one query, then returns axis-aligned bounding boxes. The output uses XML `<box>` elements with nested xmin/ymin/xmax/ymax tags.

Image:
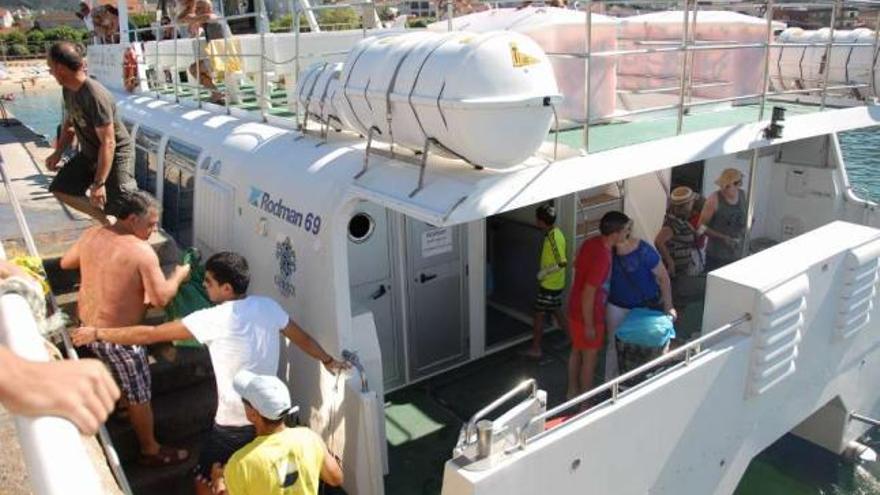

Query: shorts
<box><xmin>193</xmin><ymin>423</ymin><xmax>256</xmax><ymax>483</ymax></box>
<box><xmin>88</xmin><ymin>342</ymin><xmax>151</xmax><ymax>404</ymax></box>
<box><xmin>534</xmin><ymin>287</ymin><xmax>563</xmax><ymax>312</ymax></box>
<box><xmin>49</xmin><ymin>150</ymin><xmax>136</xmax><ymax>216</ymax></box>
<box><xmin>568</xmin><ymin>319</ymin><xmax>605</xmax><ymax>350</ymax></box>
<box><xmin>615</xmin><ymin>338</ymin><xmax>669</xmax><ymax>385</ymax></box>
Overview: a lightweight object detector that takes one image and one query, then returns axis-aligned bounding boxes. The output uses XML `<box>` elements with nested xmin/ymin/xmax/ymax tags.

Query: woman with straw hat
<box><xmin>699</xmin><ymin>168</ymin><xmax>747</xmax><ymax>271</ymax></box>
<box><xmin>656</xmin><ymin>186</ymin><xmax>705</xmax><ymax>337</ymax></box>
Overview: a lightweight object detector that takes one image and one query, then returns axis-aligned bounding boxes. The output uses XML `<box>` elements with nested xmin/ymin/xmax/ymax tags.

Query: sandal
<box><xmin>138</xmin><ymin>445</ymin><xmax>190</xmax><ymax>467</ymax></box>
<box><xmin>209</xmin><ymin>92</ymin><xmax>226</xmax><ymax>105</ymax></box>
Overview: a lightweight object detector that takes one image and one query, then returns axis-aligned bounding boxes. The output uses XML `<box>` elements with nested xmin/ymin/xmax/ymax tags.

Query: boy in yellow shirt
<box><xmin>525</xmin><ymin>203</ymin><xmax>568</xmax><ymax>359</ymax></box>
<box><xmin>210</xmin><ymin>370</ymin><xmax>343</xmax><ymax>495</ymax></box>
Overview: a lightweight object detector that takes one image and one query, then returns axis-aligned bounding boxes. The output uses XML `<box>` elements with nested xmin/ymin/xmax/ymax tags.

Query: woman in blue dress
<box><xmin>606</xmin><ymin>220</ymin><xmax>676</xmax><ymax>379</ymax></box>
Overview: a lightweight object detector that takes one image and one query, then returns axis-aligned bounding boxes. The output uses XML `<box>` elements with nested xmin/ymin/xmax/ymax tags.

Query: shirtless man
<box><xmin>61</xmin><ymin>190</ymin><xmax>191</xmax><ymax>467</ymax></box>
<box><xmin>0</xmin><ymin>260</ymin><xmax>120</xmax><ymax>435</ymax></box>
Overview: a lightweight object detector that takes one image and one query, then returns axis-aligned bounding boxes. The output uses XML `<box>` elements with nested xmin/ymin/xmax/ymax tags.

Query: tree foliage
<box><xmin>25</xmin><ymin>29</ymin><xmax>44</xmax><ymax>44</ymax></box>
<box><xmin>316</xmin><ymin>8</ymin><xmax>359</xmax><ymax>30</ymax></box>
<box><xmin>129</xmin><ymin>12</ymin><xmax>154</xmax><ymax>29</ymax></box>
<box><xmin>42</xmin><ymin>26</ymin><xmax>86</xmax><ymax>42</ymax></box>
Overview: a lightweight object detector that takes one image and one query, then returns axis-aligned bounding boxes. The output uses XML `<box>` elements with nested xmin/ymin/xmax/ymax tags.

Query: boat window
<box><xmin>134</xmin><ymin>126</ymin><xmax>162</xmax><ymax>196</ymax></box>
<box><xmin>348</xmin><ymin>212</ymin><xmax>375</xmax><ymax>243</ymax></box>
<box><xmin>163</xmin><ymin>139</ymin><xmax>200</xmax><ymax>248</ymax></box>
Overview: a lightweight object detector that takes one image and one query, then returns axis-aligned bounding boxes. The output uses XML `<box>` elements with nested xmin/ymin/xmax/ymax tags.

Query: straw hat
<box><xmin>670</xmin><ymin>186</ymin><xmax>695</xmax><ymax>205</ymax></box>
<box><xmin>714</xmin><ymin>168</ymin><xmax>743</xmax><ymax>188</ymax></box>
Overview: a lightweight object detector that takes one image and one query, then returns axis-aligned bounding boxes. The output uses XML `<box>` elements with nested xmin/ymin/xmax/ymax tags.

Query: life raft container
<box><xmin>310</xmin><ymin>30</ymin><xmax>561</xmax><ymax>169</ymax></box>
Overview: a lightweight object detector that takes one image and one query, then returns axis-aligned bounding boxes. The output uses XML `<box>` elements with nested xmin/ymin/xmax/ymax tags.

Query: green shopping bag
<box><xmin>166</xmin><ymin>248</ymin><xmax>213</xmax><ymax>347</ymax></box>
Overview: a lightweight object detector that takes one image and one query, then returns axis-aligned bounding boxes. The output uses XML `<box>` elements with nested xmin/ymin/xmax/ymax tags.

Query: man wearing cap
<box><xmin>71</xmin><ymin>251</ymin><xmax>347</xmax><ymax>495</ymax></box>
<box><xmin>525</xmin><ymin>203</ymin><xmax>568</xmax><ymax>359</ymax></box>
<box><xmin>209</xmin><ymin>370</ymin><xmax>343</xmax><ymax>495</ymax></box>
<box><xmin>700</xmin><ymin>168</ymin><xmax>747</xmax><ymax>271</ymax></box>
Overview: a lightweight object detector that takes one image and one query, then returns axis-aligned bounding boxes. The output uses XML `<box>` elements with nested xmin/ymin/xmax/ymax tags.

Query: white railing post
<box><xmin>675</xmin><ymin>0</ymin><xmax>692</xmax><ymax>135</ymax></box>
<box><xmin>820</xmin><ymin>0</ymin><xmax>841</xmax><ymax>110</ymax></box>
<box><xmin>0</xmin><ymin>295</ymin><xmax>103</xmax><ymax>495</ymax></box>
<box><xmin>582</xmin><ymin>0</ymin><xmax>593</xmax><ymax>152</ymax></box>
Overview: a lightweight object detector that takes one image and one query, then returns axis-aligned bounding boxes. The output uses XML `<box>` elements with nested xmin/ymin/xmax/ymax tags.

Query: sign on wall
<box><xmin>422</xmin><ymin>228</ymin><xmax>453</xmax><ymax>257</ymax></box>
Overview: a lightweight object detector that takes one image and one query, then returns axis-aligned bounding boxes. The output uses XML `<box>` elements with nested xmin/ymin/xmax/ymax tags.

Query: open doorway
<box><xmin>484</xmin><ymin>204</ymin><xmax>561</xmax><ymax>348</ymax></box>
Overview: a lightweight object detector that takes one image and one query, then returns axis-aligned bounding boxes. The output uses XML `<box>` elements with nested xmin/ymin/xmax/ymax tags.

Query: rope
<box><xmin>0</xmin><ymin>276</ymin><xmax>67</xmax><ymax>340</ymax></box>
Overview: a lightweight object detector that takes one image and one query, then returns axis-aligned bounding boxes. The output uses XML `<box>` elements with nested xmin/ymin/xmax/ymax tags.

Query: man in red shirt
<box><xmin>567</xmin><ymin>211</ymin><xmax>630</xmax><ymax>398</ymax></box>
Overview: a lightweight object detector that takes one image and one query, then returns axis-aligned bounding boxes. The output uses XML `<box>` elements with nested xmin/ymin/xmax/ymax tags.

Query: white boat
<box><xmin>9</xmin><ymin>0</ymin><xmax>880</xmax><ymax>493</ymax></box>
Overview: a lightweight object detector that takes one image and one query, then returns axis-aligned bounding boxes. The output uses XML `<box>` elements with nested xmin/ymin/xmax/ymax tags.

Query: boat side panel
<box><xmin>442</xmin><ymin>221</ymin><xmax>880</xmax><ymax>495</ymax></box>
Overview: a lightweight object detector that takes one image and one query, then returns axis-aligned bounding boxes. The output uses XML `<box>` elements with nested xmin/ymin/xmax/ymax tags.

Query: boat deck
<box><xmin>554</xmin><ymin>100</ymin><xmax>823</xmax><ymax>154</ymax></box>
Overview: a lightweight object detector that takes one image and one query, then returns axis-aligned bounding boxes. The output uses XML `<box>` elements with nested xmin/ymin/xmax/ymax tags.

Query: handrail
<box><xmin>464</xmin><ymin>379</ymin><xmax>538</xmax><ymax>444</ymax></box>
<box><xmin>0</xmin><ymin>155</ymin><xmax>133</xmax><ymax>495</ymax></box>
<box><xmin>518</xmin><ymin>313</ymin><xmax>752</xmax><ymax>449</ymax></box>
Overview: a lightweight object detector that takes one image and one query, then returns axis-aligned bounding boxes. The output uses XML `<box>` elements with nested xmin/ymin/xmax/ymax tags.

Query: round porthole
<box><xmin>348</xmin><ymin>212</ymin><xmax>374</xmax><ymax>244</ymax></box>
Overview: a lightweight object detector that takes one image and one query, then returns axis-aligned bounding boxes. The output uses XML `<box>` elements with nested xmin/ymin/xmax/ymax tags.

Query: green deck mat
<box><xmin>552</xmin><ymin>102</ymin><xmax>823</xmax><ymax>154</ymax></box>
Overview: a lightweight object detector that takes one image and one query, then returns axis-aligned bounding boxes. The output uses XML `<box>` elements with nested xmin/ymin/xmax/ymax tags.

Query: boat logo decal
<box><xmin>274</xmin><ymin>236</ymin><xmax>296</xmax><ymax>298</ymax></box>
<box><xmin>509</xmin><ymin>42</ymin><xmax>541</xmax><ymax>68</ymax></box>
<box><xmin>248</xmin><ymin>186</ymin><xmax>322</xmax><ymax>236</ymax></box>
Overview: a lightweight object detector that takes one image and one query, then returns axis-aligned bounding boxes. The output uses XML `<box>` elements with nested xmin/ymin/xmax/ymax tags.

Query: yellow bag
<box><xmin>10</xmin><ymin>256</ymin><xmax>50</xmax><ymax>295</ymax></box>
<box><xmin>206</xmin><ymin>38</ymin><xmax>242</xmax><ymax>76</ymax></box>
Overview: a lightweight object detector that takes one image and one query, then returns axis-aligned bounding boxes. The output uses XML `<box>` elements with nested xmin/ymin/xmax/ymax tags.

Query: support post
<box><xmin>675</xmin><ymin>0</ymin><xmax>692</xmax><ymax>135</ymax></box>
<box><xmin>410</xmin><ymin>138</ymin><xmax>435</xmax><ymax>198</ymax></box>
<box><xmin>582</xmin><ymin>0</ymin><xmax>592</xmax><ymax>152</ymax></box>
<box><xmin>870</xmin><ymin>9</ymin><xmax>880</xmax><ymax>100</ymax></box>
<box><xmin>742</xmin><ymin>0</ymin><xmax>775</xmax><ymax>259</ymax></box>
<box><xmin>820</xmin><ymin>0</ymin><xmax>840</xmax><ymax>111</ymax></box>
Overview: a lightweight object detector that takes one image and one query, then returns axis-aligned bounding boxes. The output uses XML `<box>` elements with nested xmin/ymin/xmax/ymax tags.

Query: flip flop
<box><xmin>138</xmin><ymin>445</ymin><xmax>190</xmax><ymax>467</ymax></box>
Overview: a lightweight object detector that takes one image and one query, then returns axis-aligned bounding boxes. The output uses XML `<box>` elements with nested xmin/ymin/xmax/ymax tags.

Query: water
<box><xmin>3</xmin><ymin>86</ymin><xmax>64</xmax><ymax>142</ymax></box>
<box><xmin>8</xmin><ymin>88</ymin><xmax>880</xmax><ymax>493</ymax></box>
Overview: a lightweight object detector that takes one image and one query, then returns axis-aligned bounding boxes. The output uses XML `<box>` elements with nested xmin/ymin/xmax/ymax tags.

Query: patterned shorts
<box><xmin>615</xmin><ymin>338</ymin><xmax>668</xmax><ymax>386</ymax></box>
<box><xmin>534</xmin><ymin>287</ymin><xmax>564</xmax><ymax>312</ymax></box>
<box><xmin>88</xmin><ymin>342</ymin><xmax>151</xmax><ymax>404</ymax></box>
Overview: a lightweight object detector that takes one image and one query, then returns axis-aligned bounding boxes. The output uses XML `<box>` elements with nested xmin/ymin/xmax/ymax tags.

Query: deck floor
<box><xmin>554</xmin><ymin>101</ymin><xmax>823</xmax><ymax>154</ymax></box>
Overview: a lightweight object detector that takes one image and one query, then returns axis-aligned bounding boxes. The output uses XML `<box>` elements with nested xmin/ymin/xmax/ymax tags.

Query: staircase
<box><xmin>36</xmin><ymin>229</ymin><xmax>219</xmax><ymax>495</ymax></box>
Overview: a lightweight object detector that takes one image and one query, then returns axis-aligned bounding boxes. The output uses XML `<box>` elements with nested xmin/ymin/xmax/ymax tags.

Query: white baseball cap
<box><xmin>233</xmin><ymin>370</ymin><xmax>294</xmax><ymax>420</ymax></box>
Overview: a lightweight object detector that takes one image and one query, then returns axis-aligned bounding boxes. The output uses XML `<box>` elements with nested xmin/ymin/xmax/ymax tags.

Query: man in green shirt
<box><xmin>210</xmin><ymin>370</ymin><xmax>343</xmax><ymax>495</ymax></box>
<box><xmin>525</xmin><ymin>203</ymin><xmax>568</xmax><ymax>359</ymax></box>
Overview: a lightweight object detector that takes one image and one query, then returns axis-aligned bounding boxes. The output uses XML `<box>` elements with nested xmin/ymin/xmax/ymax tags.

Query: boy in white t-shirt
<box><xmin>71</xmin><ymin>252</ymin><xmax>347</xmax><ymax>495</ymax></box>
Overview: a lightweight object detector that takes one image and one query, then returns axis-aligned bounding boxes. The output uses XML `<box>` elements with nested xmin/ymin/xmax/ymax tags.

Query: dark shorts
<box><xmin>87</xmin><ymin>342</ymin><xmax>151</xmax><ymax>404</ymax></box>
<box><xmin>534</xmin><ymin>287</ymin><xmax>563</xmax><ymax>312</ymax></box>
<box><xmin>193</xmin><ymin>423</ymin><xmax>256</xmax><ymax>483</ymax></box>
<box><xmin>49</xmin><ymin>150</ymin><xmax>136</xmax><ymax>216</ymax></box>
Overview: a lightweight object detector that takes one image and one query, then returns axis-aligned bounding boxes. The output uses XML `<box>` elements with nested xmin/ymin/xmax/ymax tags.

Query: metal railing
<box><xmin>517</xmin><ymin>313</ymin><xmax>752</xmax><ymax>450</ymax></box>
<box><xmin>0</xmin><ymin>154</ymin><xmax>132</xmax><ymax>495</ymax></box>
<box><xmin>98</xmin><ymin>0</ymin><xmax>880</xmax><ymax>150</ymax></box>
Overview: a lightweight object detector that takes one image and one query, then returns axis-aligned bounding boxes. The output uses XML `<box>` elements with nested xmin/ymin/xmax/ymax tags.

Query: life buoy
<box><xmin>123</xmin><ymin>46</ymin><xmax>138</xmax><ymax>93</ymax></box>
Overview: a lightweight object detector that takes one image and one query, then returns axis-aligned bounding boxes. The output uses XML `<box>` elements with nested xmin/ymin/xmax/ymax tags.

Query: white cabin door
<box><xmin>405</xmin><ymin>220</ymin><xmax>467</xmax><ymax>379</ymax></box>
<box><xmin>347</xmin><ymin>202</ymin><xmax>405</xmax><ymax>390</ymax></box>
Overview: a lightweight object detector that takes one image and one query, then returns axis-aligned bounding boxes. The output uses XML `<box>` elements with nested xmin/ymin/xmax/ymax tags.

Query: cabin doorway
<box><xmin>484</xmin><ymin>205</ymin><xmax>547</xmax><ymax>348</ymax></box>
<box><xmin>347</xmin><ymin>202</ymin><xmax>405</xmax><ymax>390</ymax></box>
<box><xmin>403</xmin><ymin>220</ymin><xmax>468</xmax><ymax>379</ymax></box>
<box><xmin>671</xmin><ymin>160</ymin><xmax>705</xmax><ymax>195</ymax></box>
